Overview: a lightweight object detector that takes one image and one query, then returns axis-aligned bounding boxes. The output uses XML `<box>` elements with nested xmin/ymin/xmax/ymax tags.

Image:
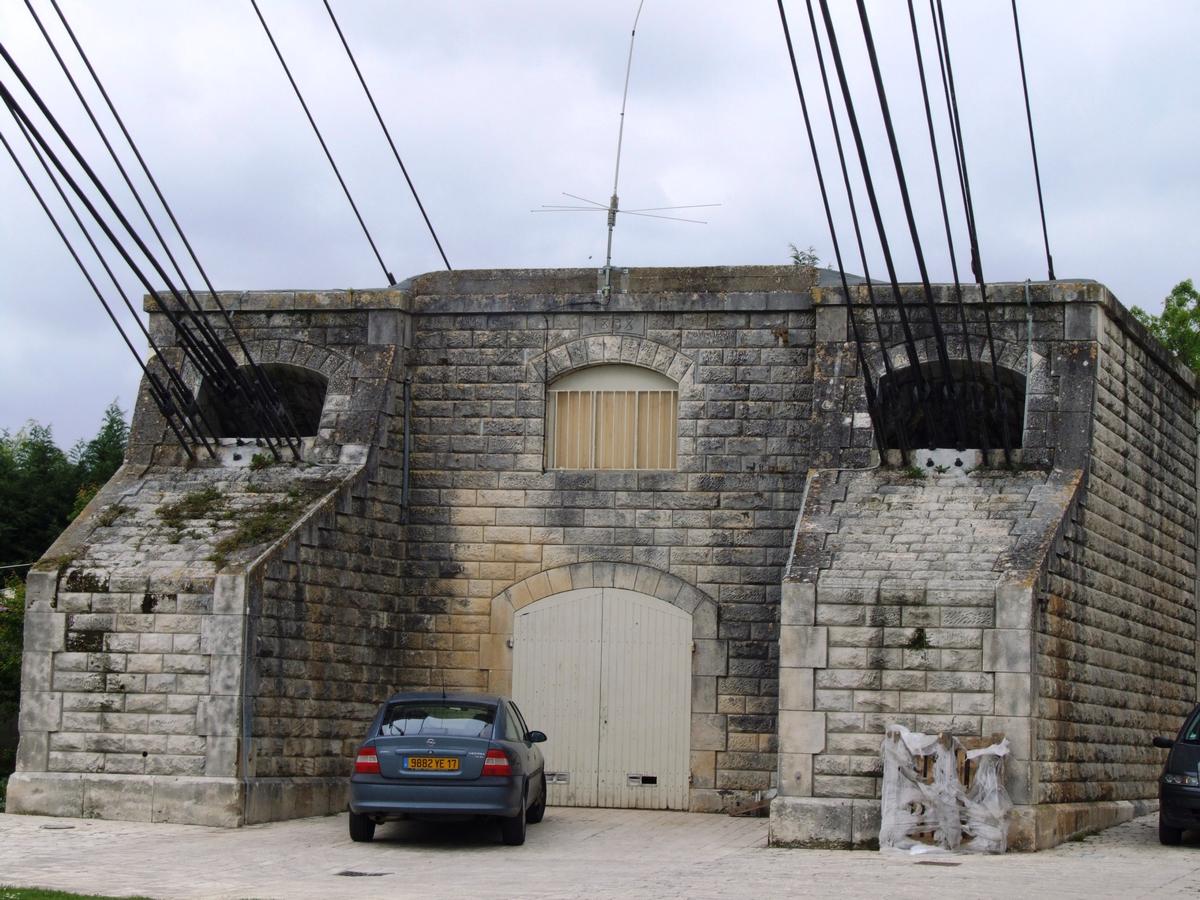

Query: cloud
<box><xmin>1</xmin><ymin>0</ymin><xmax>1196</xmax><ymax>443</ymax></box>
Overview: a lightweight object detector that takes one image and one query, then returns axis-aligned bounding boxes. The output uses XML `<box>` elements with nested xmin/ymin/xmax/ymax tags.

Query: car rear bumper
<box><xmin>1160</xmin><ymin>784</ymin><xmax>1200</xmax><ymax>829</ymax></box>
<box><xmin>349</xmin><ymin>778</ymin><xmax>524</xmax><ymax>819</ymax></box>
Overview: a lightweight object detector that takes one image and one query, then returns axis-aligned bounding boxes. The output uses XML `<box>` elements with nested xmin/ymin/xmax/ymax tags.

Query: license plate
<box><xmin>405</xmin><ymin>756</ymin><xmax>459</xmax><ymax>771</ymax></box>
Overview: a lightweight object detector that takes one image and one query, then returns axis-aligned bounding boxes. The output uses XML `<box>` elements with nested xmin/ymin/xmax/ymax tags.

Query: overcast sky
<box><xmin>1</xmin><ymin>0</ymin><xmax>1197</xmax><ymax>445</ymax></box>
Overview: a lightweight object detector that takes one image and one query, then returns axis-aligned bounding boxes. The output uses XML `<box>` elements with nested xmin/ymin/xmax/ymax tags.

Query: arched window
<box><xmin>546</xmin><ymin>365</ymin><xmax>678</xmax><ymax>470</ymax></box>
<box><xmin>196</xmin><ymin>363</ymin><xmax>327</xmax><ymax>438</ymax></box>
<box><xmin>877</xmin><ymin>360</ymin><xmax>1025</xmax><ymax>450</ymax></box>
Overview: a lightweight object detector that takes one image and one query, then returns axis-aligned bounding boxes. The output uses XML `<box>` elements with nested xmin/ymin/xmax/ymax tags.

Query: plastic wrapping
<box><xmin>879</xmin><ymin>724</ymin><xmax>1012</xmax><ymax>854</ymax></box>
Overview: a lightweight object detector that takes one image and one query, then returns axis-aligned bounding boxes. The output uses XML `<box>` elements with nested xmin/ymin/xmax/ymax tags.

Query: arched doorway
<box><xmin>512</xmin><ymin>587</ymin><xmax>692</xmax><ymax>810</ymax></box>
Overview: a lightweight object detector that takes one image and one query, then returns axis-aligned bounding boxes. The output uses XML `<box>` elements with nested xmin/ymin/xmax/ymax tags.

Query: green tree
<box><xmin>0</xmin><ymin>423</ymin><xmax>79</xmax><ymax>569</ymax></box>
<box><xmin>69</xmin><ymin>400</ymin><xmax>129</xmax><ymax>519</ymax></box>
<box><xmin>1132</xmin><ymin>279</ymin><xmax>1200</xmax><ymax>373</ymax></box>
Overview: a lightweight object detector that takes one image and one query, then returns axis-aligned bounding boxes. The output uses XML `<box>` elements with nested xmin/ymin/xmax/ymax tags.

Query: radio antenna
<box><xmin>533</xmin><ymin>1</ymin><xmax>719</xmax><ymax>297</ymax></box>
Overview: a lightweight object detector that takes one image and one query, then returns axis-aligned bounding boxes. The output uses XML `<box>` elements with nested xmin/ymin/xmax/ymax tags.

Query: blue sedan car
<box><xmin>348</xmin><ymin>692</ymin><xmax>548</xmax><ymax>845</ymax></box>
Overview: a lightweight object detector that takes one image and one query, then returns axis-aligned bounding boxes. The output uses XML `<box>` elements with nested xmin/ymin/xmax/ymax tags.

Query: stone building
<box><xmin>8</xmin><ymin>265</ymin><xmax>1197</xmax><ymax>850</ymax></box>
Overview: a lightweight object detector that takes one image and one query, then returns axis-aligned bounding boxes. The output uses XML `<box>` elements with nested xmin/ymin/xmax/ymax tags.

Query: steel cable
<box><xmin>47</xmin><ymin>0</ymin><xmax>303</xmax><ymax>456</ymax></box>
<box><xmin>1010</xmin><ymin>0</ymin><xmax>1054</xmax><ymax>281</ymax></box>
<box><xmin>853</xmin><ymin>0</ymin><xmax>965</xmax><ymax>451</ymax></box>
<box><xmin>322</xmin><ymin>0</ymin><xmax>451</xmax><ymax>271</ymax></box>
<box><xmin>775</xmin><ymin>0</ymin><xmax>882</xmax><ymax>448</ymax></box>
<box><xmin>251</xmin><ymin>0</ymin><xmax>395</xmax><ymax>286</ymax></box>
<box><xmin>800</xmin><ymin>0</ymin><xmax>909</xmax><ymax>456</ymax></box>
<box><xmin>3</xmin><ymin>104</ymin><xmax>222</xmax><ymax>452</ymax></box>
<box><xmin>0</xmin><ymin>123</ymin><xmax>204</xmax><ymax>458</ymax></box>
<box><xmin>931</xmin><ymin>0</ymin><xmax>1012</xmax><ymax>461</ymax></box>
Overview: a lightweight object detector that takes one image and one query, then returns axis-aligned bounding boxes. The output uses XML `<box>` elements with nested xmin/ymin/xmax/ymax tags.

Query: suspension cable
<box><xmin>905</xmin><ymin>0</ymin><xmax>972</xmax><ymax>371</ymax></box>
<box><xmin>321</xmin><ymin>0</ymin><xmax>451</xmax><ymax>271</ymax></box>
<box><xmin>799</xmin><ymin>0</ymin><xmax>912</xmax><ymax>457</ymax></box>
<box><xmin>931</xmin><ymin>0</ymin><xmax>1012</xmax><ymax>462</ymax></box>
<box><xmin>1010</xmin><ymin>0</ymin><xmax>1054</xmax><ymax>280</ymax></box>
<box><xmin>854</xmin><ymin>0</ymin><xmax>965</xmax><ymax>450</ymax></box>
<box><xmin>4</xmin><ymin>103</ymin><xmax>221</xmax><ymax>451</ymax></box>
<box><xmin>26</xmin><ymin>3</ymin><xmax>250</xmax><ymax>401</ymax></box>
<box><xmin>0</xmin><ymin>124</ymin><xmax>202</xmax><ymax>458</ymax></box>
<box><xmin>775</xmin><ymin>0</ymin><xmax>881</xmax><ymax>445</ymax></box>
<box><xmin>904</xmin><ymin>0</ymin><xmax>988</xmax><ymax>445</ymax></box>
<box><xmin>815</xmin><ymin>1</ymin><xmax>926</xmax><ymax>397</ymax></box>
<box><xmin>251</xmin><ymin>0</ymin><xmax>395</xmax><ymax>286</ymax></box>
<box><xmin>0</xmin><ymin>58</ymin><xmax>284</xmax><ymax>457</ymax></box>
<box><xmin>46</xmin><ymin>0</ymin><xmax>301</xmax><ymax>457</ymax></box>
<box><xmin>0</xmin><ymin>75</ymin><xmax>222</xmax><ymax>384</ymax></box>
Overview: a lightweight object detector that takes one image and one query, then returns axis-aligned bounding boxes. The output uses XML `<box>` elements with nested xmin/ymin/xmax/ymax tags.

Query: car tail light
<box><xmin>355</xmin><ymin>746</ymin><xmax>380</xmax><ymax>775</ymax></box>
<box><xmin>483</xmin><ymin>748</ymin><xmax>512</xmax><ymax>777</ymax></box>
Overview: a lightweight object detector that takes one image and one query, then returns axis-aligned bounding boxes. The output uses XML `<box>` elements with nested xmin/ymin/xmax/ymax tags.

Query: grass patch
<box><xmin>95</xmin><ymin>504</ymin><xmax>129</xmax><ymax>528</ymax></box>
<box><xmin>248</xmin><ymin>452</ymin><xmax>273</xmax><ymax>472</ymax></box>
<box><xmin>157</xmin><ymin>487</ymin><xmax>225</xmax><ymax>531</ymax></box>
<box><xmin>157</xmin><ymin>487</ymin><xmax>226</xmax><ymax>542</ymax></box>
<box><xmin>32</xmin><ymin>549</ymin><xmax>80</xmax><ymax>576</ymax></box>
<box><xmin>0</xmin><ymin>889</ymin><xmax>155</xmax><ymax>899</ymax></box>
<box><xmin>208</xmin><ymin>483</ymin><xmax>327</xmax><ymax>569</ymax></box>
<box><xmin>901</xmin><ymin>465</ymin><xmax>926</xmax><ymax>479</ymax></box>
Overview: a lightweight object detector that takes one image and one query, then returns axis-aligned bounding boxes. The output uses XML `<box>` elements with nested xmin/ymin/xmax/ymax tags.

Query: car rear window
<box><xmin>1182</xmin><ymin>707</ymin><xmax>1200</xmax><ymax>743</ymax></box>
<box><xmin>380</xmin><ymin>702</ymin><xmax>496</xmax><ymax>738</ymax></box>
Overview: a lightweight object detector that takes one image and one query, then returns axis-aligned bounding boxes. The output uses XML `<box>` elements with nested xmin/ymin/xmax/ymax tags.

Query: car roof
<box><xmin>383</xmin><ymin>691</ymin><xmax>505</xmax><ymax>706</ymax></box>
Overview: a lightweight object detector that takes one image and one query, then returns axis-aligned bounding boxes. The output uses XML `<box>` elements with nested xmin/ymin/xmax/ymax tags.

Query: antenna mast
<box><xmin>604</xmin><ymin>0</ymin><xmax>646</xmax><ymax>294</ymax></box>
<box><xmin>532</xmin><ymin>1</ymin><xmax>718</xmax><ymax>296</ymax></box>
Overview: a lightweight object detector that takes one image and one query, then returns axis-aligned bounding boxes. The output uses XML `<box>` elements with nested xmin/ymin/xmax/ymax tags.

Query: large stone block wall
<box><xmin>1029</xmin><ymin>302</ymin><xmax>1199</xmax><ymax>844</ymax></box>
<box><xmin>14</xmin><ymin>271</ymin><xmax>1196</xmax><ymax>836</ymax></box>
<box><xmin>10</xmin><ymin>291</ymin><xmax>411</xmax><ymax>825</ymax></box>
<box><xmin>771</xmin><ymin>284</ymin><xmax>1200</xmax><ymax>851</ymax></box>
<box><xmin>770</xmin><ymin>466</ymin><xmax>1079</xmax><ymax>849</ymax></box>
<box><xmin>396</xmin><ymin>267</ymin><xmax>819</xmax><ymax>809</ymax></box>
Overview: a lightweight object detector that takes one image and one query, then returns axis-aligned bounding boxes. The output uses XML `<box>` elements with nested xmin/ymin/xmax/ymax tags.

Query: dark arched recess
<box><xmin>196</xmin><ymin>363</ymin><xmax>327</xmax><ymax>438</ymax></box>
<box><xmin>877</xmin><ymin>360</ymin><xmax>1025</xmax><ymax>451</ymax></box>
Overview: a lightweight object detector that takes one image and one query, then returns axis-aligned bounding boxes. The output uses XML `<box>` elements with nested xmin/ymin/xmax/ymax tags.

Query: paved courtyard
<box><xmin>2</xmin><ymin>809</ymin><xmax>1199</xmax><ymax>899</ymax></box>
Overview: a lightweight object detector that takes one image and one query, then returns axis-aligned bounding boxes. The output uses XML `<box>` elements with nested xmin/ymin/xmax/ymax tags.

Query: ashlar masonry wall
<box><xmin>10</xmin><ymin>290</ymin><xmax>414</xmax><ymax>825</ymax></box>
<box><xmin>1030</xmin><ymin>300</ymin><xmax>1199</xmax><ymax>845</ymax></box>
<box><xmin>398</xmin><ymin>267</ymin><xmax>822</xmax><ymax>810</ymax></box>
<box><xmin>770</xmin><ymin>282</ymin><xmax>1200</xmax><ymax>851</ymax></box>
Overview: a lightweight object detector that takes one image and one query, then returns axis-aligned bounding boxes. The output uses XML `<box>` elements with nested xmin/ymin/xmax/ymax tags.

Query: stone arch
<box><xmin>491</xmin><ymin>562</ymin><xmax>716</xmax><ymax>637</ymax></box>
<box><xmin>180</xmin><ymin>338</ymin><xmax>354</xmax><ymax>397</ymax></box>
<box><xmin>176</xmin><ymin>338</ymin><xmax>383</xmax><ymax>462</ymax></box>
<box><xmin>863</xmin><ymin>335</ymin><xmax>1042</xmax><ymax>384</ymax></box>
<box><xmin>526</xmin><ymin>335</ymin><xmax>695</xmax><ymax>388</ymax></box>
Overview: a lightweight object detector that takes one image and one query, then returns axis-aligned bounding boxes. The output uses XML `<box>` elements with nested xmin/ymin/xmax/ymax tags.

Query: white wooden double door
<box><xmin>512</xmin><ymin>587</ymin><xmax>691</xmax><ymax>810</ymax></box>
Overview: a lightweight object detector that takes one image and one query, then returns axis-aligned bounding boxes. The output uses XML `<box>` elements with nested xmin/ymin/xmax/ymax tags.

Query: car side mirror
<box><xmin>527</xmin><ymin>730</ymin><xmax>547</xmax><ymax>743</ymax></box>
<box><xmin>1153</xmin><ymin>736</ymin><xmax>1175</xmax><ymax>749</ymax></box>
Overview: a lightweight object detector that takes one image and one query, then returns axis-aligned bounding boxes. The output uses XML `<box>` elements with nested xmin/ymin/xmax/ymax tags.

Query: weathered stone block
<box><xmin>691</xmin><ymin>713</ymin><xmax>727</xmax><ymax>751</ymax></box>
<box><xmin>769</xmin><ymin>796</ymin><xmax>853</xmax><ymax>848</ymax></box>
<box><xmin>779</xmin><ymin>667</ymin><xmax>814</xmax><ymax>712</ymax></box>
<box><xmin>983</xmin><ymin>629</ymin><xmax>1031</xmax><ymax>673</ymax></box>
<box><xmin>781</xmin><ymin>581</ymin><xmax>815</xmax><ymax>626</ymax></box>
<box><xmin>779</xmin><ymin>625</ymin><xmax>827</xmax><ymax>669</ymax></box>
<box><xmin>693</xmin><ymin>639</ymin><xmax>728</xmax><ymax>676</ymax></box>
<box><xmin>778</xmin><ymin>710</ymin><xmax>826</xmax><ymax>754</ymax></box>
<box><xmin>19</xmin><ymin>690</ymin><xmax>61</xmax><ymax>731</ymax></box>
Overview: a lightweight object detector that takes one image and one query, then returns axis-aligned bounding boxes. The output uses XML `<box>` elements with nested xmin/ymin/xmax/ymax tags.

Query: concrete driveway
<box><xmin>2</xmin><ymin>809</ymin><xmax>1200</xmax><ymax>899</ymax></box>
